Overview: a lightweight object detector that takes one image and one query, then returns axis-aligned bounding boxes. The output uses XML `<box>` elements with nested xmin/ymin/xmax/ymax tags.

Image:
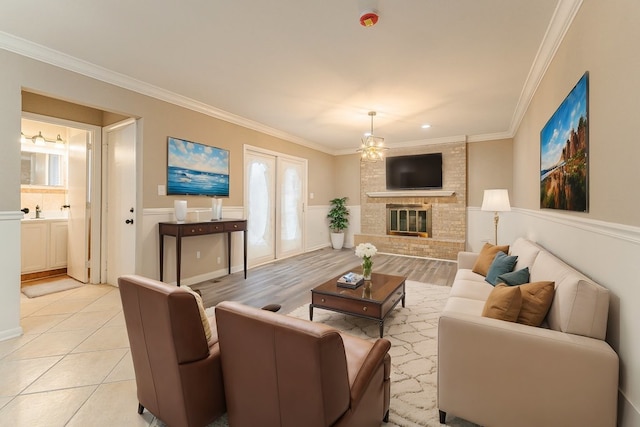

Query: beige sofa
<box><xmin>437</xmin><ymin>238</ymin><xmax>619</xmax><ymax>427</ymax></box>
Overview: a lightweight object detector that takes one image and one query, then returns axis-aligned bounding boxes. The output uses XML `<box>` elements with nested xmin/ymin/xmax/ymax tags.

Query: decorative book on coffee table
<box><xmin>337</xmin><ymin>272</ymin><xmax>364</xmax><ymax>289</ymax></box>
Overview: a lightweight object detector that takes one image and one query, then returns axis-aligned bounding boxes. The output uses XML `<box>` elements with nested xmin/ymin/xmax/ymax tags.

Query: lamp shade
<box><xmin>481</xmin><ymin>189</ymin><xmax>511</xmax><ymax>212</ymax></box>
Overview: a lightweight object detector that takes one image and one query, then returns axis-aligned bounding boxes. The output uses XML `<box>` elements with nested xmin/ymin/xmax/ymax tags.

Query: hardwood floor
<box><xmin>192</xmin><ymin>247</ymin><xmax>457</xmax><ymax>313</ymax></box>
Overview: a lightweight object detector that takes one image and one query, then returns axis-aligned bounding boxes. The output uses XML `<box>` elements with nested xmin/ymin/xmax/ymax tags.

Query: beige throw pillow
<box><xmin>482</xmin><ymin>284</ymin><xmax>522</xmax><ymax>322</ymax></box>
<box><xmin>472</xmin><ymin>243</ymin><xmax>510</xmax><ymax>277</ymax></box>
<box><xmin>182</xmin><ymin>286</ymin><xmax>213</xmax><ymax>343</ymax></box>
<box><xmin>517</xmin><ymin>281</ymin><xmax>555</xmax><ymax>327</ymax></box>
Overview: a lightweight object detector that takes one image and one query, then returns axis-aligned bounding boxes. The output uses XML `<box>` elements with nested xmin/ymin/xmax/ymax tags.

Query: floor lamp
<box><xmin>481</xmin><ymin>189</ymin><xmax>511</xmax><ymax>245</ymax></box>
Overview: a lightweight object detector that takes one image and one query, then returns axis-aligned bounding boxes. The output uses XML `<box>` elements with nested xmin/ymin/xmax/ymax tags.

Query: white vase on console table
<box><xmin>174</xmin><ymin>200</ymin><xmax>187</xmax><ymax>222</ymax></box>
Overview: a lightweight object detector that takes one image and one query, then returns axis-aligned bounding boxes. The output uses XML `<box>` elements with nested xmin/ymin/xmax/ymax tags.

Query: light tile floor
<box><xmin>0</xmin><ymin>283</ymin><xmax>161</xmax><ymax>426</ymax></box>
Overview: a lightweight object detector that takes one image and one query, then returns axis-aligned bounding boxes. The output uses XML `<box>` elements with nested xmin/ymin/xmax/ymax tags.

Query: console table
<box><xmin>159</xmin><ymin>220</ymin><xmax>247</xmax><ymax>286</ymax></box>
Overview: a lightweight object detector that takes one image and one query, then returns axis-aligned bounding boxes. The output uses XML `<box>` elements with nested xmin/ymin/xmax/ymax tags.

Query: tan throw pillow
<box><xmin>517</xmin><ymin>281</ymin><xmax>555</xmax><ymax>327</ymax></box>
<box><xmin>482</xmin><ymin>284</ymin><xmax>522</xmax><ymax>322</ymax></box>
<box><xmin>472</xmin><ymin>243</ymin><xmax>510</xmax><ymax>276</ymax></box>
<box><xmin>182</xmin><ymin>286</ymin><xmax>213</xmax><ymax>343</ymax></box>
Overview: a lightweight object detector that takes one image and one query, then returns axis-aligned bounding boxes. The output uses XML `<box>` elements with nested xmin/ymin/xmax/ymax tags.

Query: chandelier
<box><xmin>357</xmin><ymin>111</ymin><xmax>388</xmax><ymax>162</ymax></box>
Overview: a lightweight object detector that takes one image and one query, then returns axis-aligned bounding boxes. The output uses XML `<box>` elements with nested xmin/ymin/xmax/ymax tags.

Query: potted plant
<box><xmin>327</xmin><ymin>197</ymin><xmax>350</xmax><ymax>249</ymax></box>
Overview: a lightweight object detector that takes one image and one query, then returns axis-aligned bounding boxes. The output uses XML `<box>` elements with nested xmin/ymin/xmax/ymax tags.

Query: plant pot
<box><xmin>330</xmin><ymin>232</ymin><xmax>345</xmax><ymax>250</ymax></box>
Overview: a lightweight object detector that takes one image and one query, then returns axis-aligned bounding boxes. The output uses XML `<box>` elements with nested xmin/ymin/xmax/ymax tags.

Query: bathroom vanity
<box><xmin>21</xmin><ymin>218</ymin><xmax>68</xmax><ymax>274</ymax></box>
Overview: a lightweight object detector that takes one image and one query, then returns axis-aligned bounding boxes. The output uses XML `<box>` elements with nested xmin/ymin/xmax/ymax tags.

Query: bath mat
<box><xmin>22</xmin><ymin>278</ymin><xmax>84</xmax><ymax>298</ymax></box>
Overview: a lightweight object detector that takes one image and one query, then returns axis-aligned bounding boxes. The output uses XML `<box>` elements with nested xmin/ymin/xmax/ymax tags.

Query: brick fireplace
<box><xmin>355</xmin><ymin>141</ymin><xmax>466</xmax><ymax>260</ymax></box>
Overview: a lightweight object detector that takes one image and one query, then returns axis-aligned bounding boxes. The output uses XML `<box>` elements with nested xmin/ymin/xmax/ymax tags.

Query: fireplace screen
<box><xmin>387</xmin><ymin>204</ymin><xmax>432</xmax><ymax>237</ymax></box>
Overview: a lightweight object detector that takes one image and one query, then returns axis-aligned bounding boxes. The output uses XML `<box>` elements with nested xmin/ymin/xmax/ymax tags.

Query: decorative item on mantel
<box><xmin>174</xmin><ymin>200</ymin><xmax>187</xmax><ymax>223</ymax></box>
<box><xmin>355</xmin><ymin>242</ymin><xmax>377</xmax><ymax>280</ymax></box>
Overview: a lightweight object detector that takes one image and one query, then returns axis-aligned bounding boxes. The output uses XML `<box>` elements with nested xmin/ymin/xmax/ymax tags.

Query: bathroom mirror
<box><xmin>20</xmin><ymin>146</ymin><xmax>67</xmax><ymax>187</ymax></box>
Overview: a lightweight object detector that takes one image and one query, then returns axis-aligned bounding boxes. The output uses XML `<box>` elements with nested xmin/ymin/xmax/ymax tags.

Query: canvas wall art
<box><xmin>167</xmin><ymin>137</ymin><xmax>230</xmax><ymax>197</ymax></box>
<box><xmin>540</xmin><ymin>72</ymin><xmax>589</xmax><ymax>212</ymax></box>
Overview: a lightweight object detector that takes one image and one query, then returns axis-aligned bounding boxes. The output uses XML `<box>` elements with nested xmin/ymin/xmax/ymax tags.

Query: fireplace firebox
<box><xmin>386</xmin><ymin>204</ymin><xmax>432</xmax><ymax>237</ymax></box>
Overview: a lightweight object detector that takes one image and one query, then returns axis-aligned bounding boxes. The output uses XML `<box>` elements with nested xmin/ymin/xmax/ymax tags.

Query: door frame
<box><xmin>243</xmin><ymin>144</ymin><xmax>308</xmax><ymax>265</ymax></box>
<box><xmin>21</xmin><ymin>112</ymin><xmax>102</xmax><ymax>284</ymax></box>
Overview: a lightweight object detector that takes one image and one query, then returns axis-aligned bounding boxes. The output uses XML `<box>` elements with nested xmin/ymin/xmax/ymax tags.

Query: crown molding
<box><xmin>0</xmin><ymin>31</ymin><xmax>333</xmax><ymax>156</ymax></box>
<box><xmin>1</xmin><ymin>1</ymin><xmax>582</xmax><ymax>156</ymax></box>
<box><xmin>467</xmin><ymin>131</ymin><xmax>514</xmax><ymax>143</ymax></box>
<box><xmin>507</xmin><ymin>0</ymin><xmax>584</xmax><ymax>137</ymax></box>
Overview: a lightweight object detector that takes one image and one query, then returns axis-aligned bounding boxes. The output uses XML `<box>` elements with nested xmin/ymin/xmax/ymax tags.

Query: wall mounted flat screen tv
<box><xmin>386</xmin><ymin>153</ymin><xmax>443</xmax><ymax>190</ymax></box>
<box><xmin>167</xmin><ymin>137</ymin><xmax>230</xmax><ymax>197</ymax></box>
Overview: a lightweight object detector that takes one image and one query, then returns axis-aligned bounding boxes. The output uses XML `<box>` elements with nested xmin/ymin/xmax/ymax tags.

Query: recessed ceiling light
<box><xmin>421</xmin><ymin>124</ymin><xmax>431</xmax><ymax>129</ymax></box>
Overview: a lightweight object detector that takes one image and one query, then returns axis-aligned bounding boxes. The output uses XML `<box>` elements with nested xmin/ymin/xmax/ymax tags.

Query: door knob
<box><xmin>130</xmin><ymin>207</ymin><xmax>134</xmax><ymax>213</ymax></box>
<box><xmin>126</xmin><ymin>219</ymin><xmax>134</xmax><ymax>224</ymax></box>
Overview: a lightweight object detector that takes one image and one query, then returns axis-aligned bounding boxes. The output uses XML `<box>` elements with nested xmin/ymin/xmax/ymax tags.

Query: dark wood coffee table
<box><xmin>310</xmin><ymin>272</ymin><xmax>406</xmax><ymax>338</ymax></box>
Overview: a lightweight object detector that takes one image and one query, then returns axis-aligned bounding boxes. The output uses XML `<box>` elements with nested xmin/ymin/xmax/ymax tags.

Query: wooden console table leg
<box><xmin>176</xmin><ymin>236</ymin><xmax>182</xmax><ymax>287</ymax></box>
<box><xmin>159</xmin><ymin>234</ymin><xmax>164</xmax><ymax>282</ymax></box>
<box><xmin>227</xmin><ymin>232</ymin><xmax>232</xmax><ymax>275</ymax></box>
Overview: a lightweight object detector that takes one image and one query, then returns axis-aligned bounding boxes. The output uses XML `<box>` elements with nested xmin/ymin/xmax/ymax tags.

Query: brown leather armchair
<box><xmin>117</xmin><ymin>275</ymin><xmax>225</xmax><ymax>427</ymax></box>
<box><xmin>215</xmin><ymin>301</ymin><xmax>391</xmax><ymax>427</ymax></box>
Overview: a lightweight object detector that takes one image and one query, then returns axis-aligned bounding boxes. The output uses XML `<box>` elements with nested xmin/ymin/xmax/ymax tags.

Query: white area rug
<box><xmin>21</xmin><ymin>278</ymin><xmax>84</xmax><ymax>298</ymax></box>
<box><xmin>160</xmin><ymin>281</ymin><xmax>479</xmax><ymax>427</ymax></box>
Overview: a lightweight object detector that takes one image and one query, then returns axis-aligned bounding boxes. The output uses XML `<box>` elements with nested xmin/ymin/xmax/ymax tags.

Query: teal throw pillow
<box><xmin>497</xmin><ymin>267</ymin><xmax>530</xmax><ymax>286</ymax></box>
<box><xmin>485</xmin><ymin>251</ymin><xmax>518</xmax><ymax>286</ymax></box>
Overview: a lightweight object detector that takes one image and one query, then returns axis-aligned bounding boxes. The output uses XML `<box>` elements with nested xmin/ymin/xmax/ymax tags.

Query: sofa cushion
<box><xmin>485</xmin><ymin>252</ymin><xmax>518</xmax><ymax>285</ymax></box>
<box><xmin>497</xmin><ymin>267</ymin><xmax>530</xmax><ymax>286</ymax></box>
<box><xmin>517</xmin><ymin>281</ymin><xmax>555</xmax><ymax>327</ymax></box>
<box><xmin>531</xmin><ymin>251</ymin><xmax>610</xmax><ymax>339</ymax></box>
<box><xmin>472</xmin><ymin>243</ymin><xmax>510</xmax><ymax>276</ymax></box>
<box><xmin>509</xmin><ymin>238</ymin><xmax>542</xmax><ymax>271</ymax></box>
<box><xmin>449</xmin><ymin>278</ymin><xmax>493</xmax><ymax>301</ymax></box>
<box><xmin>481</xmin><ymin>284</ymin><xmax>522</xmax><ymax>322</ymax></box>
<box><xmin>443</xmin><ymin>296</ymin><xmax>487</xmax><ymax>316</ymax></box>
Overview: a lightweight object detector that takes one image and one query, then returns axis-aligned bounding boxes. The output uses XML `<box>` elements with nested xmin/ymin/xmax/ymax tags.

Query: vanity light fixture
<box><xmin>33</xmin><ymin>131</ymin><xmax>46</xmax><ymax>145</ymax></box>
<box><xmin>20</xmin><ymin>131</ymin><xmax>66</xmax><ymax>145</ymax></box>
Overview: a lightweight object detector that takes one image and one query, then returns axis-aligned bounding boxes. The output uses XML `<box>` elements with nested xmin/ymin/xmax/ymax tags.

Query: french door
<box><xmin>244</xmin><ymin>146</ymin><xmax>306</xmax><ymax>266</ymax></box>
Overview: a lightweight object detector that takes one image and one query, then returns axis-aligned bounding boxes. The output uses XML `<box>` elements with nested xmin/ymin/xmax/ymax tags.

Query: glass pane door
<box><xmin>245</xmin><ymin>150</ymin><xmax>276</xmax><ymax>266</ymax></box>
<box><xmin>245</xmin><ymin>147</ymin><xmax>306</xmax><ymax>267</ymax></box>
<box><xmin>277</xmin><ymin>156</ymin><xmax>305</xmax><ymax>258</ymax></box>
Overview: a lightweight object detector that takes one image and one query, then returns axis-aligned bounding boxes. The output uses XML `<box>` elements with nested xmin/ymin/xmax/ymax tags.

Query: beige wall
<box><xmin>333</xmin><ymin>153</ymin><xmax>361</xmax><ymax>205</ymax></box>
<box><xmin>512</xmin><ymin>1</ymin><xmax>640</xmax><ymax>424</ymax></box>
<box><xmin>514</xmin><ymin>0</ymin><xmax>640</xmax><ymax>226</ymax></box>
<box><xmin>467</xmin><ymin>138</ymin><xmax>513</xmax><ymax>207</ymax></box>
<box><xmin>15</xmin><ymin>60</ymin><xmax>336</xmax><ymax>210</ymax></box>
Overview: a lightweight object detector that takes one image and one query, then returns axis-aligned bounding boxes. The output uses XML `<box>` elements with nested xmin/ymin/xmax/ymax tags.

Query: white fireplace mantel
<box><xmin>366</xmin><ymin>190</ymin><xmax>455</xmax><ymax>198</ymax></box>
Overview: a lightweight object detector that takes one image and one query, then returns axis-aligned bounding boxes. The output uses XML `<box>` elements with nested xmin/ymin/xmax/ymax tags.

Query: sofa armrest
<box><xmin>438</xmin><ymin>311</ymin><xmax>618</xmax><ymax>427</ymax></box>
<box><xmin>457</xmin><ymin>251</ymin><xmax>478</xmax><ymax>270</ymax></box>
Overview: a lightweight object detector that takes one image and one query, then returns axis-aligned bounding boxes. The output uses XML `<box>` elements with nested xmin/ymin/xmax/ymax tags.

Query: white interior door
<box><xmin>66</xmin><ymin>130</ymin><xmax>90</xmax><ymax>282</ymax></box>
<box><xmin>244</xmin><ymin>146</ymin><xmax>306</xmax><ymax>266</ymax></box>
<box><xmin>104</xmin><ymin>119</ymin><xmax>137</xmax><ymax>285</ymax></box>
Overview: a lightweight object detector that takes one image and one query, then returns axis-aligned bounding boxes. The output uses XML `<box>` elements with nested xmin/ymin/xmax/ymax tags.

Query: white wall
<box><xmin>0</xmin><ymin>213</ymin><xmax>23</xmax><ymax>340</ymax></box>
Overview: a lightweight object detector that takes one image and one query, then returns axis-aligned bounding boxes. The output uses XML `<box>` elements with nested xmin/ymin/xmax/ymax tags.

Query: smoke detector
<box><xmin>359</xmin><ymin>9</ymin><xmax>379</xmax><ymax>27</ymax></box>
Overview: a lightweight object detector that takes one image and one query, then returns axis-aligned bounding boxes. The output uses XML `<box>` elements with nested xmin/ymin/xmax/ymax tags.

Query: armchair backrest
<box><xmin>118</xmin><ymin>274</ymin><xmax>222</xmax><ymax>427</ymax></box>
<box><xmin>215</xmin><ymin>301</ymin><xmax>351</xmax><ymax>427</ymax></box>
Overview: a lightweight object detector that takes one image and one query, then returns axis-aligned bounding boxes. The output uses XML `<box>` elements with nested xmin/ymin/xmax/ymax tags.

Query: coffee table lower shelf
<box><xmin>309</xmin><ymin>272</ymin><xmax>406</xmax><ymax>338</ymax></box>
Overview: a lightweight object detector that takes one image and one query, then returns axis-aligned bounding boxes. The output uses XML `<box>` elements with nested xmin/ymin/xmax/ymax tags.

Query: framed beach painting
<box><xmin>540</xmin><ymin>72</ymin><xmax>589</xmax><ymax>212</ymax></box>
<box><xmin>167</xmin><ymin>137</ymin><xmax>230</xmax><ymax>197</ymax></box>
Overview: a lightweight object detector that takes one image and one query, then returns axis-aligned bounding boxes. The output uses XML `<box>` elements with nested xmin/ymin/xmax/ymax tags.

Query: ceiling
<box><xmin>0</xmin><ymin>0</ymin><xmax>575</xmax><ymax>154</ymax></box>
